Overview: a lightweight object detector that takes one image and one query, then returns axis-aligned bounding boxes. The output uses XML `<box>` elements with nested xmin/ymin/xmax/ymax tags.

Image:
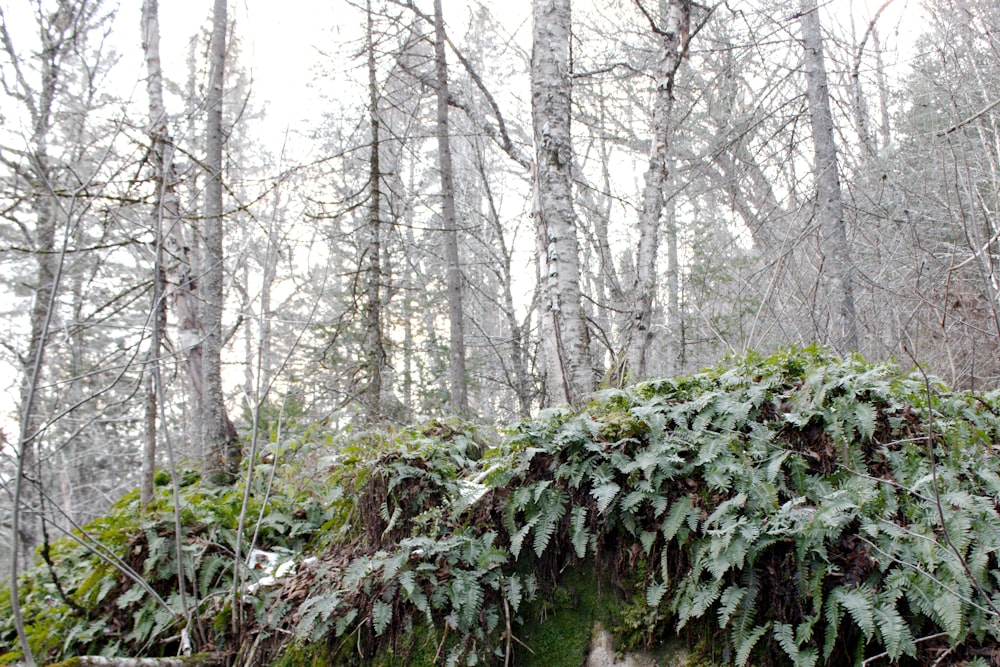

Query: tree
<box><xmin>625</xmin><ymin>0</ymin><xmax>691</xmax><ymax>378</ymax></box>
<box><xmin>201</xmin><ymin>0</ymin><xmax>238</xmax><ymax>483</ymax></box>
<box><xmin>361</xmin><ymin>0</ymin><xmax>388</xmax><ymax>422</ymax></box>
<box><xmin>531</xmin><ymin>0</ymin><xmax>593</xmax><ymax>405</ymax></box>
<box><xmin>799</xmin><ymin>0</ymin><xmax>859</xmax><ymax>352</ymax></box>
<box><xmin>432</xmin><ymin>0</ymin><xmax>468</xmax><ymax>414</ymax></box>
<box><xmin>139</xmin><ymin>0</ymin><xmax>204</xmax><ymax>500</ymax></box>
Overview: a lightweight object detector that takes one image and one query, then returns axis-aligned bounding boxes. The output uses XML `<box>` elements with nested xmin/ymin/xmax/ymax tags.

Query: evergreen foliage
<box><xmin>5</xmin><ymin>347</ymin><xmax>1000</xmax><ymax>665</ymax></box>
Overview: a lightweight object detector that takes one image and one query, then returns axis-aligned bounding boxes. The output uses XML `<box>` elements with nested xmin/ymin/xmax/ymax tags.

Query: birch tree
<box><xmin>625</xmin><ymin>0</ymin><xmax>691</xmax><ymax>378</ymax></box>
<box><xmin>532</xmin><ymin>0</ymin><xmax>593</xmax><ymax>405</ymax></box>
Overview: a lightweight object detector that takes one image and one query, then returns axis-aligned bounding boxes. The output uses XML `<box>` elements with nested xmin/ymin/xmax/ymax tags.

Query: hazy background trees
<box><xmin>2</xmin><ymin>0</ymin><xmax>998</xmax><ymax>574</ymax></box>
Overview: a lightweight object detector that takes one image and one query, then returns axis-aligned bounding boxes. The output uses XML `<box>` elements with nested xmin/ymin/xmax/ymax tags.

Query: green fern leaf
<box><xmin>533</xmin><ymin>489</ymin><xmax>566</xmax><ymax>557</ymax></box>
<box><xmin>647</xmin><ymin>580</ymin><xmax>668</xmax><ymax>608</ymax></box>
<box><xmin>931</xmin><ymin>588</ymin><xmax>964</xmax><ymax>637</ymax></box>
<box><xmin>640</xmin><ymin>530</ymin><xmax>657</xmax><ymax>555</ymax></box>
<box><xmin>372</xmin><ymin>599</ymin><xmax>392</xmax><ymax>636</ymax></box>
<box><xmin>734</xmin><ymin>623</ymin><xmax>770</xmax><ymax>666</ymax></box>
<box><xmin>296</xmin><ymin>591</ymin><xmax>342</xmax><ymax>641</ymax></box>
<box><xmin>505</xmin><ymin>575</ymin><xmax>523</xmax><ymax>613</ymax></box>
<box><xmin>116</xmin><ymin>584</ymin><xmax>146</xmax><ymax>609</ymax></box>
<box><xmin>335</xmin><ymin>608</ymin><xmax>358</xmax><ymax>638</ymax></box>
<box><xmin>874</xmin><ymin>601</ymin><xmax>916</xmax><ymax>660</ymax></box>
<box><xmin>509</xmin><ymin>517</ymin><xmax>536</xmax><ymax>559</ymax></box>
<box><xmin>773</xmin><ymin>622</ymin><xmax>819</xmax><ymax>667</ymax></box>
<box><xmin>662</xmin><ymin>496</ymin><xmax>693</xmax><ymax>542</ymax></box>
<box><xmin>591</xmin><ymin>482</ymin><xmax>621</xmax><ymax>514</ymax></box>
<box><xmin>717</xmin><ymin>584</ymin><xmax>746</xmax><ymax>629</ymax></box>
<box><xmin>852</xmin><ymin>402</ymin><xmax>877</xmax><ymax>441</ymax></box>
<box><xmin>833</xmin><ymin>586</ymin><xmax>876</xmax><ymax>640</ymax></box>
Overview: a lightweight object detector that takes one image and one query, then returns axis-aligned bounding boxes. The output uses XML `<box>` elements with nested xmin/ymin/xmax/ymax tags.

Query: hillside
<box><xmin>5</xmin><ymin>347</ymin><xmax>1000</xmax><ymax>666</ymax></box>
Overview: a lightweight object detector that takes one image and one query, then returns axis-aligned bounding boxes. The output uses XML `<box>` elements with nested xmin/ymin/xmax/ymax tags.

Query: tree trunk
<box><xmin>626</xmin><ymin>0</ymin><xmax>689</xmax><ymax>379</ymax></box>
<box><xmin>800</xmin><ymin>0</ymin><xmax>859</xmax><ymax>352</ymax></box>
<box><xmin>531</xmin><ymin>0</ymin><xmax>593</xmax><ymax>404</ymax></box>
<box><xmin>202</xmin><ymin>0</ymin><xmax>238</xmax><ymax>483</ymax></box>
<box><xmin>45</xmin><ymin>654</ymin><xmax>223</xmax><ymax>667</ymax></box>
<box><xmin>433</xmin><ymin>0</ymin><xmax>469</xmax><ymax>415</ymax></box>
<box><xmin>141</xmin><ymin>0</ymin><xmax>204</xmax><ymax>444</ymax></box>
<box><xmin>361</xmin><ymin>0</ymin><xmax>387</xmax><ymax>423</ymax></box>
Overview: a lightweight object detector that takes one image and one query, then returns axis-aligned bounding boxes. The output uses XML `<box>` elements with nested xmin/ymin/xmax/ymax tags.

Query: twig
<box><xmin>930</xmin><ymin>645</ymin><xmax>955</xmax><ymax>667</ymax></box>
<box><xmin>937</xmin><ymin>96</ymin><xmax>1000</xmax><ymax>137</ymax></box>
<box><xmin>860</xmin><ymin>631</ymin><xmax>949</xmax><ymax>665</ymax></box>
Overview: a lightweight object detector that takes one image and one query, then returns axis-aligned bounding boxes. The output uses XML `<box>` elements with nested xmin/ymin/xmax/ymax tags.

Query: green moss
<box><xmin>515</xmin><ymin>569</ymin><xmax>620</xmax><ymax>667</ymax></box>
<box><xmin>364</xmin><ymin>622</ymin><xmax>442</xmax><ymax>666</ymax></box>
<box><xmin>271</xmin><ymin>642</ymin><xmax>331</xmax><ymax>667</ymax></box>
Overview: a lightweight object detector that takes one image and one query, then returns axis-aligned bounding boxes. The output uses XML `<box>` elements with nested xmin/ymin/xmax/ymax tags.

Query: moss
<box><xmin>363</xmin><ymin>622</ymin><xmax>444</xmax><ymax>667</ymax></box>
<box><xmin>270</xmin><ymin>642</ymin><xmax>331</xmax><ymax>667</ymax></box>
<box><xmin>515</xmin><ymin>568</ymin><xmax>621</xmax><ymax>667</ymax></box>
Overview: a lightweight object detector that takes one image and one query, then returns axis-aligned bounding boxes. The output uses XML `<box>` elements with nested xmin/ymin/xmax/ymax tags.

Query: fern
<box><xmin>832</xmin><ymin>586</ymin><xmax>876</xmax><ymax>640</ymax></box>
<box><xmin>296</xmin><ymin>591</ymin><xmax>342</xmax><ymax>641</ymax></box>
<box><xmin>570</xmin><ymin>506</ymin><xmax>590</xmax><ymax>558</ymax></box>
<box><xmin>372</xmin><ymin>600</ymin><xmax>392</xmax><ymax>637</ymax></box>
<box><xmin>873</xmin><ymin>599</ymin><xmax>915</xmax><ymax>660</ymax></box>
<box><xmin>591</xmin><ymin>481</ymin><xmax>620</xmax><ymax>514</ymax></box>
<box><xmin>773</xmin><ymin>620</ymin><xmax>819</xmax><ymax>667</ymax></box>
<box><xmin>734</xmin><ymin>622</ymin><xmax>770</xmax><ymax>666</ymax></box>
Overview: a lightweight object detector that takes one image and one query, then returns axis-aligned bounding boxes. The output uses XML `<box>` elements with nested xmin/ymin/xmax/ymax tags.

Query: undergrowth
<box><xmin>5</xmin><ymin>347</ymin><xmax>1000</xmax><ymax>666</ymax></box>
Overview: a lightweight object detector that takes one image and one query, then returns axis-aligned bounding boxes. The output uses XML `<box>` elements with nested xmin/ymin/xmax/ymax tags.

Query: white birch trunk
<box><xmin>531</xmin><ymin>0</ymin><xmax>593</xmax><ymax>404</ymax></box>
<box><xmin>626</xmin><ymin>0</ymin><xmax>689</xmax><ymax>379</ymax></box>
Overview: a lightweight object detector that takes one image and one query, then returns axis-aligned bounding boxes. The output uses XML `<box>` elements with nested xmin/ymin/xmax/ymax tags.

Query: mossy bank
<box><xmin>5</xmin><ymin>347</ymin><xmax>1000</xmax><ymax>666</ymax></box>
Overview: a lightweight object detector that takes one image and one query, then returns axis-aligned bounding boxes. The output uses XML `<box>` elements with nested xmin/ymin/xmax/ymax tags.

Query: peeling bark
<box><xmin>626</xmin><ymin>0</ymin><xmax>689</xmax><ymax>379</ymax></box>
<box><xmin>531</xmin><ymin>0</ymin><xmax>593</xmax><ymax>404</ymax></box>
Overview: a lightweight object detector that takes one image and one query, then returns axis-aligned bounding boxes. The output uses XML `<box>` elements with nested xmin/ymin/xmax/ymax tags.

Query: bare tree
<box><xmin>799</xmin><ymin>0</ymin><xmax>859</xmax><ymax>352</ymax></box>
<box><xmin>432</xmin><ymin>0</ymin><xmax>469</xmax><ymax>414</ymax></box>
<box><xmin>202</xmin><ymin>0</ymin><xmax>238</xmax><ymax>482</ymax></box>
<box><xmin>140</xmin><ymin>0</ymin><xmax>203</xmax><ymax>484</ymax></box>
<box><xmin>361</xmin><ymin>0</ymin><xmax>388</xmax><ymax>423</ymax></box>
<box><xmin>532</xmin><ymin>0</ymin><xmax>593</xmax><ymax>404</ymax></box>
<box><xmin>625</xmin><ymin>0</ymin><xmax>691</xmax><ymax>378</ymax></box>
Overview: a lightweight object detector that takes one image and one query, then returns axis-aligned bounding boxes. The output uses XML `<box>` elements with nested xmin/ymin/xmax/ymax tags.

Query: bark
<box><xmin>531</xmin><ymin>0</ymin><xmax>593</xmax><ymax>404</ymax></box>
<box><xmin>202</xmin><ymin>0</ymin><xmax>238</xmax><ymax>482</ymax></box>
<box><xmin>361</xmin><ymin>0</ymin><xmax>386</xmax><ymax>423</ymax></box>
<box><xmin>626</xmin><ymin>0</ymin><xmax>689</xmax><ymax>379</ymax></box>
<box><xmin>800</xmin><ymin>0</ymin><xmax>859</xmax><ymax>352</ymax></box>
<box><xmin>46</xmin><ymin>655</ymin><xmax>223</xmax><ymax>667</ymax></box>
<box><xmin>664</xmin><ymin>181</ymin><xmax>682</xmax><ymax>374</ymax></box>
<box><xmin>433</xmin><ymin>0</ymin><xmax>468</xmax><ymax>414</ymax></box>
<box><xmin>140</xmin><ymin>0</ymin><xmax>203</xmax><ymax>434</ymax></box>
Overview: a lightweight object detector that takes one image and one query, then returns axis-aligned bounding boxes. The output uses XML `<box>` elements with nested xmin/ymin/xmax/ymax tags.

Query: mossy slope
<box><xmin>6</xmin><ymin>347</ymin><xmax>1000</xmax><ymax>667</ymax></box>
